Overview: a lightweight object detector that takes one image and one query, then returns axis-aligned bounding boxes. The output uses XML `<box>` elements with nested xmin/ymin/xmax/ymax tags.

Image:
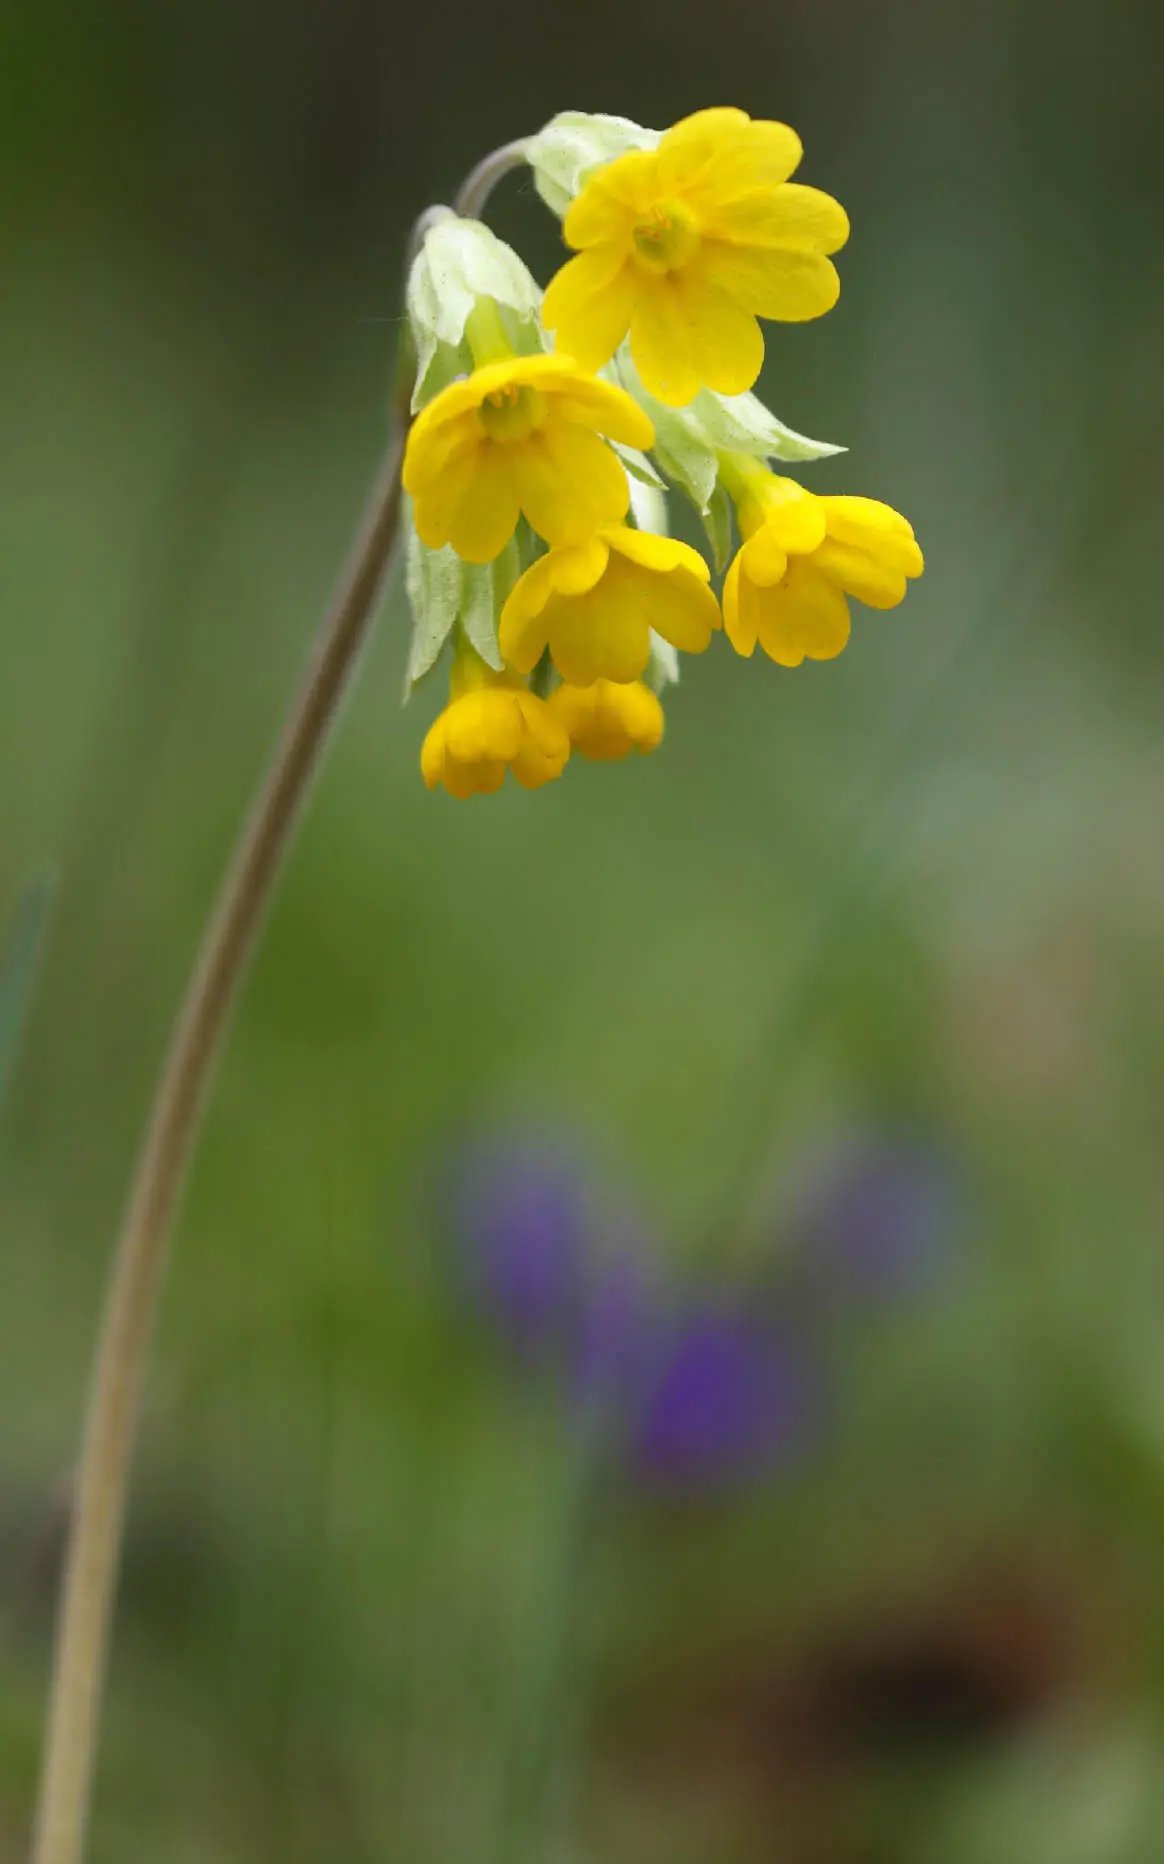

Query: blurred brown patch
<box><xmin>600</xmin><ymin>1549</ymin><xmax>1106</xmax><ymax>1864</ymax></box>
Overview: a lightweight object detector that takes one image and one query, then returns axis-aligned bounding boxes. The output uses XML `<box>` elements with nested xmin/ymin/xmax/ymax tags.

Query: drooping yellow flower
<box><xmin>549</xmin><ymin>679</ymin><xmax>665</xmax><ymax>761</ymax></box>
<box><xmin>721</xmin><ymin>465</ymin><xmax>924</xmax><ymax>668</ymax></box>
<box><xmin>499</xmin><ymin>526</ymin><xmax>720</xmax><ymax>686</ymax></box>
<box><xmin>420</xmin><ymin>650</ymin><xmax>570</xmax><ymax>798</ymax></box>
<box><xmin>403</xmin><ymin>353</ymin><xmax>654</xmax><ymax>564</ymax></box>
<box><xmin>542</xmin><ymin>107</ymin><xmax>849</xmax><ymax>408</ymax></box>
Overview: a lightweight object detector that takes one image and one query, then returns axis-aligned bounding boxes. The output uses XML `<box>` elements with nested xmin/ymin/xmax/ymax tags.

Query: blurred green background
<box><xmin>4</xmin><ymin>0</ymin><xmax>1164</xmax><ymax>1858</ymax></box>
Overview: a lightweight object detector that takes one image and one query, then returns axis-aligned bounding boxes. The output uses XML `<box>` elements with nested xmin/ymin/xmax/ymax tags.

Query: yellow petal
<box><xmin>407</xmin><ymin>378</ymin><xmax>485</xmax><ymax>448</ymax></box>
<box><xmin>448</xmin><ymin>757</ymin><xmax>506</xmax><ymax>799</ymax></box>
<box><xmin>505</xmin><ymin>538</ymin><xmax>611</xmax><ymax>625</ymax></box>
<box><xmin>511</xmin><ymin>753</ymin><xmax>562</xmax><ymax>791</ymax></box>
<box><xmin>410</xmin><ymin>438</ymin><xmax>484</xmax><ymax>550</ymax></box>
<box><xmin>551</xmin><ymin>680</ymin><xmax>664</xmax><ymax>760</ymax></box>
<box><xmin>541</xmin><ymin>371</ymin><xmax>655</xmax><ymax>450</ymax></box>
<box><xmin>512</xmin><ymin>424</ymin><xmax>629</xmax><ymax>545</ymax></box>
<box><xmin>711</xmin><ymin>246</ymin><xmax>840</xmax><ymax>322</ymax></box>
<box><xmin>740</xmin><ymin>527</ymin><xmax>788</xmax><ymax>587</ymax></box>
<box><xmin>702</xmin><ymin>183</ymin><xmax>849</xmax><ymax>252</ymax></box>
<box><xmin>563</xmin><ymin>149</ymin><xmax>660</xmax><ymax>247</ymax></box>
<box><xmin>475</xmin><ymin>765</ymin><xmax>509</xmax><ymax>797</ymax></box>
<box><xmin>420</xmin><ymin>717</ymin><xmax>449</xmax><ymax>789</ymax></box>
<box><xmin>721</xmin><ymin>552</ymin><xmax>757</xmax><ymax>657</ymax></box>
<box><xmin>822</xmin><ymin>497</ymin><xmax>924</xmax><ymax>574</ymax></box>
<box><xmin>499</xmin><ymin>538</ymin><xmax>610</xmax><ymax>672</ymax></box>
<box><xmin>628</xmin><ymin>278</ymin><xmax>702</xmax><ymax>407</ymax></box>
<box><xmin>672</xmin><ymin>116</ymin><xmax>805</xmax><ymax>205</ymax></box>
<box><xmin>515</xmin><ymin>691</ymin><xmax>571</xmax><ymax>764</ymax></box>
<box><xmin>441</xmin><ymin>450</ymin><xmax>522</xmax><ymax>563</ymax></box>
<box><xmin>446</xmin><ymin>692</ymin><xmax>516</xmax><ymax>764</ymax></box>
<box><xmin>674</xmin><ymin>273</ymin><xmax>764</xmax><ymax>396</ymax></box>
<box><xmin>409</xmin><ymin>355</ymin><xmax>537</xmax><ymax>444</ymax></box>
<box><xmin>606</xmin><ymin>553</ymin><xmax>719</xmax><ymax>657</ymax></box>
<box><xmin>812</xmin><ymin>539</ymin><xmax>910</xmax><ymax>609</ymax></box>
<box><xmin>756</xmin><ymin>560</ymin><xmax>851</xmax><ymax>666</ymax></box>
<box><xmin>498</xmin><ymin>604</ymin><xmax>548</xmax><ymax>675</ymax></box>
<box><xmin>543</xmin><ymin>248</ymin><xmax>637</xmax><ymax>372</ymax></box>
<box><xmin>754</xmin><ymin>480</ymin><xmax>828</xmax><ymax>557</ymax></box>
<box><xmin>604</xmin><ymin>527</ymin><xmax>710</xmax><ymax>582</ymax></box>
<box><xmin>700</xmin><ymin>232</ymin><xmax>844</xmax><ymax>319</ymax></box>
<box><xmin>403</xmin><ymin>417</ymin><xmax>476</xmax><ymax>498</ymax></box>
<box><xmin>658</xmin><ymin>109</ymin><xmax>792</xmax><ymax>194</ymax></box>
<box><xmin>545</xmin><ymin>588</ymin><xmax>645</xmax><ymax>686</ymax></box>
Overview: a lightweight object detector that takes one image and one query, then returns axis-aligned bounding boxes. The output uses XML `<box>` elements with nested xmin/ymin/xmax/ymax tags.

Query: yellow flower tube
<box><xmin>549</xmin><ymin>679</ymin><xmax>665</xmax><ymax>761</ymax></box>
<box><xmin>421</xmin><ymin>643</ymin><xmax>570</xmax><ymax>798</ymax></box>
<box><xmin>720</xmin><ymin>456</ymin><xmax>924</xmax><ymax>667</ymax></box>
<box><xmin>499</xmin><ymin>525</ymin><xmax>720</xmax><ymax>686</ymax></box>
<box><xmin>403</xmin><ymin>344</ymin><xmax>654</xmax><ymax>564</ymax></box>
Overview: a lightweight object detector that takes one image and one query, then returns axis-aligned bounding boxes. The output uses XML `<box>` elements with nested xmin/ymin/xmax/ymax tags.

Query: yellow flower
<box><xmin>403</xmin><ymin>353</ymin><xmax>654</xmax><ymax>564</ymax></box>
<box><xmin>542</xmin><ymin>107</ymin><xmax>849</xmax><ymax>408</ymax></box>
<box><xmin>420</xmin><ymin>652</ymin><xmax>570</xmax><ymax>798</ymax></box>
<box><xmin>498</xmin><ymin>526</ymin><xmax>720</xmax><ymax>686</ymax></box>
<box><xmin>549</xmin><ymin>679</ymin><xmax>665</xmax><ymax>761</ymax></box>
<box><xmin>722</xmin><ymin>469</ymin><xmax>924</xmax><ymax>668</ymax></box>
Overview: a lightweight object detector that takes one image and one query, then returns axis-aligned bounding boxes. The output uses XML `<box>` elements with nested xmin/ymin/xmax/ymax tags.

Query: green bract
<box><xmin>406</xmin><ymin>212</ymin><xmax>542</xmax><ymax>411</ymax></box>
<box><xmin>625</xmin><ymin>481</ymin><xmax>681</xmax><ymax>688</ymax></box>
<box><xmin>523</xmin><ymin>111</ymin><xmax>659</xmax><ymax>217</ymax></box>
<box><xmin>615</xmin><ymin>353</ymin><xmax>844</xmax><ymax>518</ymax></box>
<box><xmin>404</xmin><ymin>511</ymin><xmax>520</xmax><ymax>692</ymax></box>
<box><xmin>626</xmin><ymin>477</ymin><xmax>669</xmax><ymax>538</ymax></box>
<box><xmin>645</xmin><ymin>633</ymin><xmax>680</xmax><ymax>692</ymax></box>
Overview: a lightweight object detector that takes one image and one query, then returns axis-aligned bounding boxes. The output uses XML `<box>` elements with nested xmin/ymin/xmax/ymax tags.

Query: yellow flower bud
<box><xmin>549</xmin><ymin>679</ymin><xmax>664</xmax><ymax>761</ymax></box>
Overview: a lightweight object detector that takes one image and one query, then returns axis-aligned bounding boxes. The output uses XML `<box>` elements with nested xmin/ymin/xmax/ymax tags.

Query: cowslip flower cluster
<box><xmin>400</xmin><ymin>108</ymin><xmax>924</xmax><ymax>799</ymax></box>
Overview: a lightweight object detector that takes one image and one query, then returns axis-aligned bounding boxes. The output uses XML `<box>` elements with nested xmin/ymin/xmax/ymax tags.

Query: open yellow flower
<box><xmin>722</xmin><ymin>468</ymin><xmax>924</xmax><ymax>668</ymax></box>
<box><xmin>421</xmin><ymin>651</ymin><xmax>570</xmax><ymax>798</ymax></box>
<box><xmin>549</xmin><ymin>679</ymin><xmax>665</xmax><ymax>761</ymax></box>
<box><xmin>542</xmin><ymin>107</ymin><xmax>849</xmax><ymax>408</ymax></box>
<box><xmin>403</xmin><ymin>353</ymin><xmax>654</xmax><ymax>564</ymax></box>
<box><xmin>499</xmin><ymin>526</ymin><xmax>720</xmax><ymax>686</ymax></box>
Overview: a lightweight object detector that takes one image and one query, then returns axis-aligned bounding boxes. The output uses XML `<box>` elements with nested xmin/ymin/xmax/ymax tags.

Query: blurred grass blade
<box><xmin>0</xmin><ymin>870</ymin><xmax>57</xmax><ymax>1110</ymax></box>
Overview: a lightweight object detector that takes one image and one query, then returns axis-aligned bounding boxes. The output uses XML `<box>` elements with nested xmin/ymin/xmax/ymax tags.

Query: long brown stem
<box><xmin>30</xmin><ymin>420</ymin><xmax>408</xmax><ymax>1864</ymax></box>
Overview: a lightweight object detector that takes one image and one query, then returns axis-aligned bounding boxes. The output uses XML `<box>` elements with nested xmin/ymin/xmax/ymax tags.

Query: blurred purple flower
<box><xmin>450</xmin><ymin>1137</ymin><xmax>590</xmax><ymax>1354</ymax></box>
<box><xmin>572</xmin><ymin>1255</ymin><xmax>648</xmax><ymax>1396</ymax></box>
<box><xmin>630</xmin><ymin>1308</ymin><xmax>814</xmax><ymax>1489</ymax></box>
<box><xmin>446</xmin><ymin>1130</ymin><xmax>822</xmax><ymax>1494</ymax></box>
<box><xmin>786</xmin><ymin>1130</ymin><xmax>957</xmax><ymax>1302</ymax></box>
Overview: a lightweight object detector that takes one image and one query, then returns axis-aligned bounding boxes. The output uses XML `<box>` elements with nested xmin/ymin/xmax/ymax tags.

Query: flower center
<box><xmin>477</xmin><ymin>382</ymin><xmax>545</xmax><ymax>441</ymax></box>
<box><xmin>632</xmin><ymin>201</ymin><xmax>700</xmax><ymax>272</ymax></box>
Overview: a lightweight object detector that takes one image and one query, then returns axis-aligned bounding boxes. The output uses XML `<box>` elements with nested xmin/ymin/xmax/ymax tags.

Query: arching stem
<box><xmin>30</xmin><ymin>412</ymin><xmax>409</xmax><ymax>1864</ymax></box>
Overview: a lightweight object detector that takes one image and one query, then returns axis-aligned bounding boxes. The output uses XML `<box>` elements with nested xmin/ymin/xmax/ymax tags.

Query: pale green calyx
<box><xmin>645</xmin><ymin>633</ymin><xmax>680</xmax><ymax>693</ymax></box>
<box><xmin>406</xmin><ymin>211</ymin><xmax>542</xmax><ymax>410</ymax></box>
<box><xmin>404</xmin><ymin>508</ymin><xmax>520</xmax><ymax>693</ymax></box>
<box><xmin>524</xmin><ymin>111</ymin><xmax>659</xmax><ymax>217</ymax></box>
<box><xmin>627</xmin><ymin>480</ymin><xmax>681</xmax><ymax>689</ymax></box>
<box><xmin>627</xmin><ymin>475</ymin><xmax>669</xmax><ymax>537</ymax></box>
<box><xmin>615</xmin><ymin>352</ymin><xmax>844</xmax><ymax>526</ymax></box>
